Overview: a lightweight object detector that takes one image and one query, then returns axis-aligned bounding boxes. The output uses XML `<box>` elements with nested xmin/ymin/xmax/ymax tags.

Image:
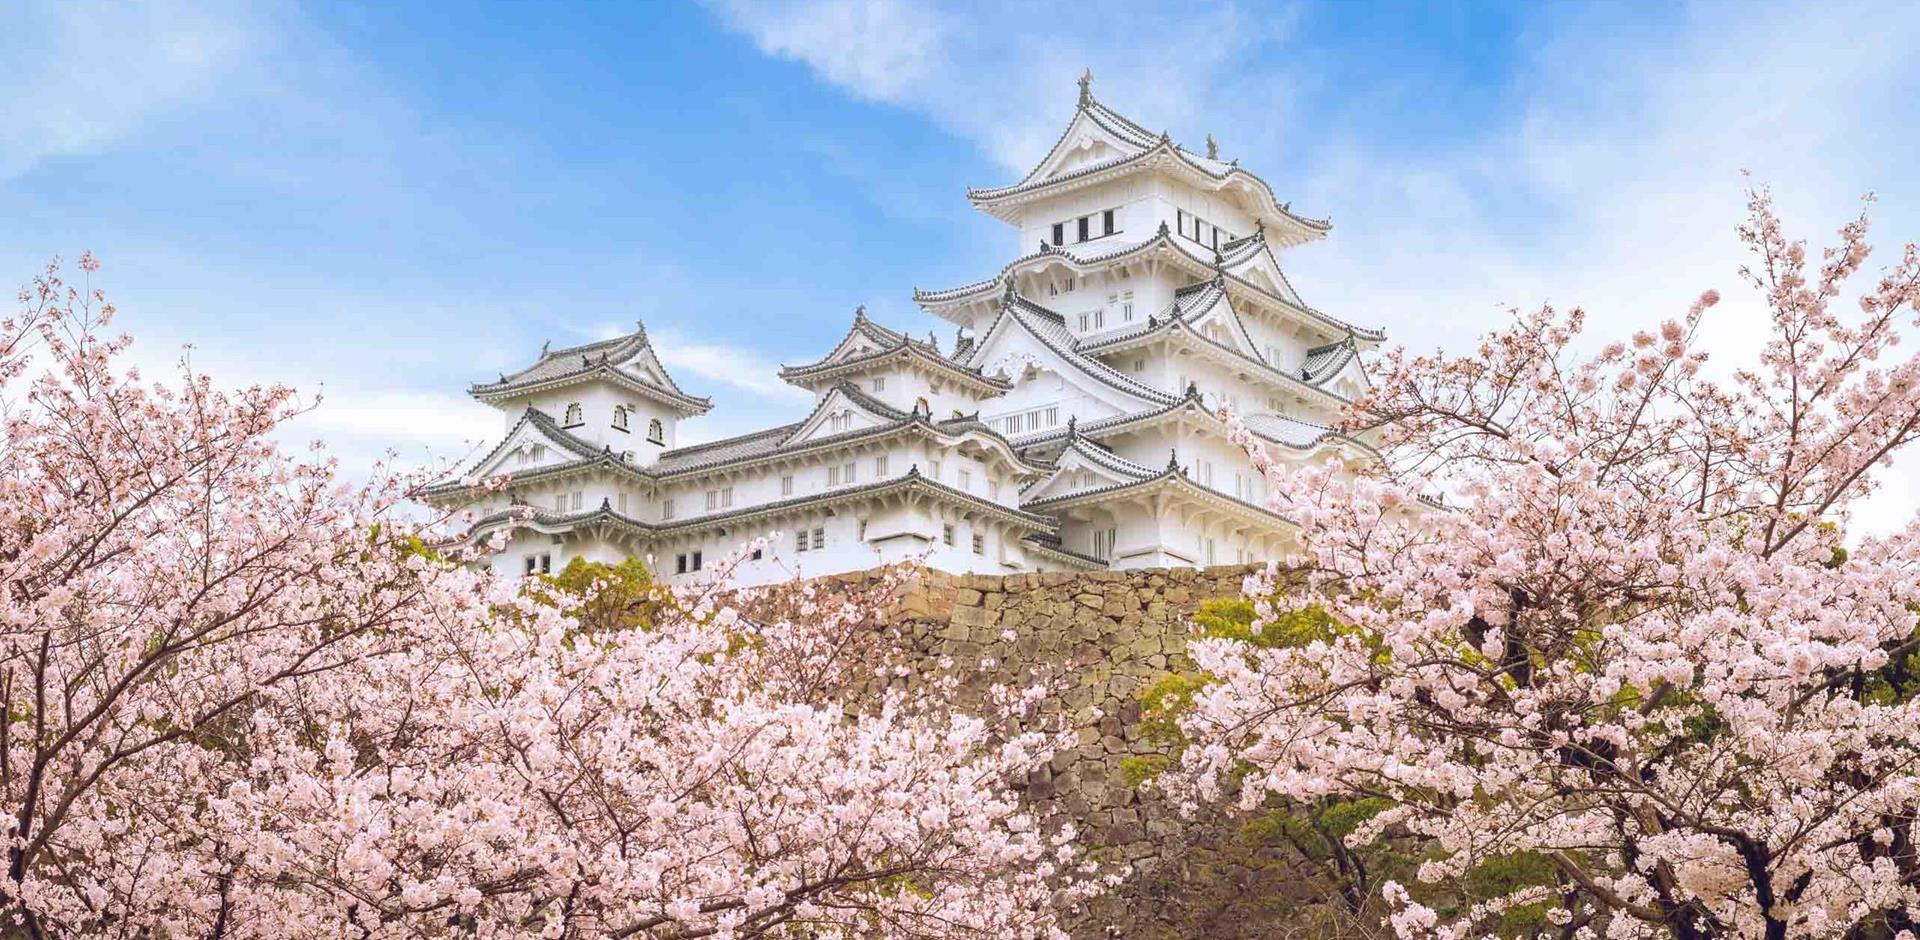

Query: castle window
<box><xmin>780</xmin><ymin>474</ymin><xmax>794</xmax><ymax>496</ymax></box>
<box><xmin>691</xmin><ymin>551</ymin><xmax>702</xmax><ymax>571</ymax></box>
<box><xmin>874</xmin><ymin>455</ymin><xmax>889</xmax><ymax>476</ymax></box>
<box><xmin>563</xmin><ymin>402</ymin><xmax>583</xmax><ymax>427</ymax></box>
<box><xmin>971</xmin><ymin>532</ymin><xmax>985</xmax><ymax>554</ymax></box>
<box><xmin>1051</xmin><ymin>222</ymin><xmax>1064</xmax><ymax>245</ymax></box>
<box><xmin>676</xmin><ymin>553</ymin><xmax>688</xmax><ymax>574</ymax></box>
<box><xmin>795</xmin><ymin>530</ymin><xmax>809</xmax><ymax>553</ymax></box>
<box><xmin>524</xmin><ymin>553</ymin><xmax>552</xmax><ymax>576</ymax></box>
<box><xmin>1103</xmin><ymin>210</ymin><xmax>1115</xmax><ymax>235</ymax></box>
<box><xmin>929</xmin><ymin>460</ymin><xmax>943</xmax><ymax>480</ymax></box>
<box><xmin>647</xmin><ymin>418</ymin><xmax>664</xmax><ymax>444</ymax></box>
<box><xmin>612</xmin><ymin>405</ymin><xmax>630</xmax><ymax>432</ymax></box>
<box><xmin>872</xmin><ymin>376</ymin><xmax>885</xmax><ymax>392</ymax></box>
<box><xmin>1076</xmin><ymin>216</ymin><xmax>1089</xmax><ymax>242</ymax></box>
<box><xmin>811</xmin><ymin>527</ymin><xmax>824</xmax><ymax>550</ymax></box>
<box><xmin>958</xmin><ymin>469</ymin><xmax>972</xmax><ymax>491</ymax></box>
<box><xmin>941</xmin><ymin>524</ymin><xmax>954</xmax><ymax>546</ymax></box>
<box><xmin>662</xmin><ymin>497</ymin><xmax>675</xmax><ymax>520</ymax></box>
<box><xmin>553</xmin><ymin>493</ymin><xmax>566</xmax><ymax>512</ymax></box>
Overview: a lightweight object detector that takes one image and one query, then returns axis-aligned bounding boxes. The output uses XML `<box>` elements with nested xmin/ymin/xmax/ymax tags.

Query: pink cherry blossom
<box><xmin>1173</xmin><ymin>186</ymin><xmax>1920</xmax><ymax>940</ymax></box>
<box><xmin>0</xmin><ymin>260</ymin><xmax>1107</xmax><ymax>938</ymax></box>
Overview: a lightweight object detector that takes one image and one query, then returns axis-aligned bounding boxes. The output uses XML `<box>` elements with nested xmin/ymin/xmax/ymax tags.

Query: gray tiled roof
<box><xmin>461</xmin><ymin>466</ymin><xmax>1058</xmax><ymax>544</ymax></box>
<box><xmin>471</xmin><ymin>326</ymin><xmax>711</xmax><ymax>413</ymax></box>
<box><xmin>915</xmin><ymin>226</ymin><xmax>1383</xmax><ymax>344</ymax></box>
<box><xmin>964</xmin><ymin>86</ymin><xmax>1331</xmax><ymax>243</ymax></box>
<box><xmin>966</xmin><ymin>292</ymin><xmax>1180</xmax><ymax>407</ymax></box>
<box><xmin>779</xmin><ymin>309</ymin><xmax>1008</xmax><ymax>391</ymax></box>
<box><xmin>650</xmin><ymin>423</ymin><xmax>799</xmax><ymax>474</ymax></box>
<box><xmin>1300</xmin><ymin>337</ymin><xmax>1359</xmax><ymax>385</ymax></box>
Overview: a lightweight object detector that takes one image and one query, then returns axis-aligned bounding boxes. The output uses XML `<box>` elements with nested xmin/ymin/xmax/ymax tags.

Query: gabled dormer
<box><xmin>781</xmin><ymin>382</ymin><xmax>914</xmax><ymax>448</ymax></box>
<box><xmin>779</xmin><ymin>306</ymin><xmax>1011</xmax><ymax>418</ymax></box>
<box><xmin>471</xmin><ymin>323</ymin><xmax>709</xmax><ymax>466</ymax></box>
<box><xmin>1020</xmin><ymin>424</ymin><xmax>1160</xmax><ymax>503</ymax></box>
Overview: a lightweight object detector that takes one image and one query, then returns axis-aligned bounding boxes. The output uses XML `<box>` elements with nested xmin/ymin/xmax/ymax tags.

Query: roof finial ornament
<box><xmin>1205</xmin><ymin>133</ymin><xmax>1219</xmax><ymax>160</ymax></box>
<box><xmin>1167</xmin><ymin>448</ymin><xmax>1182</xmax><ymax>472</ymax></box>
<box><xmin>1254</xmin><ymin>219</ymin><xmax>1266</xmax><ymax>239</ymax></box>
<box><xmin>1066</xmin><ymin>415</ymin><xmax>1078</xmax><ymax>439</ymax></box>
<box><xmin>634</xmin><ymin>319</ymin><xmax>647</xmax><ymax>337</ymax></box>
<box><xmin>854</xmin><ymin>303</ymin><xmax>867</xmax><ymax>322</ymax></box>
<box><xmin>1001</xmin><ymin>279</ymin><xmax>1017</xmax><ymax>307</ymax></box>
<box><xmin>540</xmin><ymin>339</ymin><xmax>551</xmax><ymax>357</ymax></box>
<box><xmin>1077</xmin><ymin>68</ymin><xmax>1093</xmax><ymax>106</ymax></box>
<box><xmin>1156</xmin><ymin>219</ymin><xmax>1170</xmax><ymax>237</ymax></box>
<box><xmin>1186</xmin><ymin>380</ymin><xmax>1200</xmax><ymax>399</ymax></box>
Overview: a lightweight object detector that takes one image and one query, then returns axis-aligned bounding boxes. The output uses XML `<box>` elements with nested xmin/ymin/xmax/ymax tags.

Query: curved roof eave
<box><xmin>916</xmin><ymin>230</ymin><xmax>1385</xmax><ymax>343</ymax></box>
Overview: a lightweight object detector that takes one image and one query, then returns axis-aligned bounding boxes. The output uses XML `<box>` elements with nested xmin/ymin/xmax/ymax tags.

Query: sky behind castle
<box><xmin>4</xmin><ymin>0</ymin><xmax>1919</xmax><ymax>528</ymax></box>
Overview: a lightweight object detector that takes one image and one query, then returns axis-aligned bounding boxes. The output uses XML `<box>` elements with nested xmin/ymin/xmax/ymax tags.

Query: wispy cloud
<box><xmin>704</xmin><ymin>0</ymin><xmax>1920</xmax><ymax>532</ymax></box>
<box><xmin>0</xmin><ymin>0</ymin><xmax>277</xmax><ymax>178</ymax></box>
<box><xmin>703</xmin><ymin>0</ymin><xmax>1300</xmax><ymax>173</ymax></box>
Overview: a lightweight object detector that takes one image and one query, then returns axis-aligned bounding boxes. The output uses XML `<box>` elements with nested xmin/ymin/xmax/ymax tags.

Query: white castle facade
<box><xmin>427</xmin><ymin>74</ymin><xmax>1381</xmax><ymax>585</ymax></box>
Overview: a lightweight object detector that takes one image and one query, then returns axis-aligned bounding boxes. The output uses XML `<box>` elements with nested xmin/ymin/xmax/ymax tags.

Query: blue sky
<box><xmin>4</xmin><ymin>0</ymin><xmax>1919</xmax><ymax>522</ymax></box>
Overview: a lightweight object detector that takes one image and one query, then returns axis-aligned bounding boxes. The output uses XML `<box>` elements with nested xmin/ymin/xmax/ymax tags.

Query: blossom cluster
<box><xmin>1174</xmin><ymin>189</ymin><xmax>1920</xmax><ymax>939</ymax></box>
<box><xmin>0</xmin><ymin>258</ymin><xmax>1103</xmax><ymax>938</ymax></box>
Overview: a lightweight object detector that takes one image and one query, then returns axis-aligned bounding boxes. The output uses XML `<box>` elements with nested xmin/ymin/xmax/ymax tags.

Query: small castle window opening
<box><xmin>646</xmin><ymin>418</ymin><xmax>664</xmax><ymax>444</ymax></box>
<box><xmin>612</xmin><ymin>405</ymin><xmax>630</xmax><ymax>432</ymax></box>
<box><xmin>563</xmin><ymin>402</ymin><xmax>583</xmax><ymax>427</ymax></box>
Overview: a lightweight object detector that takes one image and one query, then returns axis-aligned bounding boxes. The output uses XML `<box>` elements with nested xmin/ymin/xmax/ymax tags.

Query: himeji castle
<box><xmin>427</xmin><ymin>73</ymin><xmax>1381</xmax><ymax>585</ymax></box>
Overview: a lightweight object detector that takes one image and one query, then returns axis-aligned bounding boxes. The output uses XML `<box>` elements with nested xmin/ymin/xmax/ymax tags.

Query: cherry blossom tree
<box><xmin>0</xmin><ymin>258</ymin><xmax>1099</xmax><ymax>938</ymax></box>
<box><xmin>1172</xmin><ymin>188</ymin><xmax>1920</xmax><ymax>940</ymax></box>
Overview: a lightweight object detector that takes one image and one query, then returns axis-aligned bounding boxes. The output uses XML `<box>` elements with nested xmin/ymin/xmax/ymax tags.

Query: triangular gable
<box><xmin>1175</xmin><ymin>284</ymin><xmax>1263</xmax><ymax>360</ymax></box>
<box><xmin>782</xmin><ymin>384</ymin><xmax>909</xmax><ymax>446</ymax></box>
<box><xmin>467</xmin><ymin>410</ymin><xmax>603</xmax><ymax>480</ymax></box>
<box><xmin>1225</xmin><ymin>241</ymin><xmax>1306</xmax><ymax>307</ymax></box>
<box><xmin>966</xmin><ymin>299</ymin><xmax>1178</xmax><ymax>414</ymax></box>
<box><xmin>1021</xmin><ymin>440</ymin><xmax>1156</xmax><ymax>502</ymax></box>
<box><xmin>1015</xmin><ymin>104</ymin><xmax>1155</xmax><ymax>190</ymax></box>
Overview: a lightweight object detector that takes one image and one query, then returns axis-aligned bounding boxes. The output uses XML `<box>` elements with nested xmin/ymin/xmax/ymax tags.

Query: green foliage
<box><xmin>1120</xmin><ymin>755</ymin><xmax>1170</xmax><ymax>788</ymax></box>
<box><xmin>525</xmin><ymin>557</ymin><xmax>675</xmax><ymax>634</ymax></box>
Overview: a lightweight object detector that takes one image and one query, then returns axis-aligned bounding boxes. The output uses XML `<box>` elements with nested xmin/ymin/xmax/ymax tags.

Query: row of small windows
<box><xmin>675</xmin><ymin>550</ymin><xmax>703</xmax><ymax>574</ymax></box>
<box><xmin>1174</xmin><ymin>210</ymin><xmax>1236</xmax><ymax>250</ymax></box>
<box><xmin>1049</xmin><ymin>208</ymin><xmax>1118</xmax><ymax>247</ymax></box>
<box><xmin>560</xmin><ymin>402</ymin><xmax>665</xmax><ymax>444</ymax></box>
<box><xmin>1091</xmin><ymin>526</ymin><xmax>1118</xmax><ymax>562</ymax></box>
<box><xmin>990</xmin><ymin>405</ymin><xmax>1060</xmax><ymax>436</ymax></box>
<box><xmin>1075</xmin><ymin>291</ymin><xmax>1135</xmax><ymax>332</ymax></box>
<box><xmin>522</xmin><ymin>552</ymin><xmax>553</xmax><ymax>576</ymax></box>
<box><xmin>937</xmin><ymin>523</ymin><xmax>987</xmax><ymax>555</ymax></box>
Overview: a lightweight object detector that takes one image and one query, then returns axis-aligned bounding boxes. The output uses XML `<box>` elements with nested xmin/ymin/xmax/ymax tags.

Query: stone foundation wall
<box><xmin>878</xmin><ymin>565</ymin><xmax>1312</xmax><ymax>937</ymax></box>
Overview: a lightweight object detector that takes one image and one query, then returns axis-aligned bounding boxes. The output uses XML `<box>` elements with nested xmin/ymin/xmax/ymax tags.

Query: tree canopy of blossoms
<box><xmin>0</xmin><ymin>257</ymin><xmax>1101</xmax><ymax>938</ymax></box>
<box><xmin>1171</xmin><ymin>188</ymin><xmax>1920</xmax><ymax>940</ymax></box>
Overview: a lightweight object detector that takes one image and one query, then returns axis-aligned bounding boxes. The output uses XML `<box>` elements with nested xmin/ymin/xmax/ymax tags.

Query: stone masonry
<box><xmin>876</xmin><ymin>564</ymin><xmax>1311</xmax><ymax>938</ymax></box>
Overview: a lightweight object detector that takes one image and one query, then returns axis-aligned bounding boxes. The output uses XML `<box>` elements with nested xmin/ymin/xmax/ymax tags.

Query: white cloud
<box><xmin>702</xmin><ymin>0</ymin><xmax>1299</xmax><ymax>173</ymax></box>
<box><xmin>651</xmin><ymin>330</ymin><xmax>815</xmax><ymax>404</ymax></box>
<box><xmin>0</xmin><ymin>0</ymin><xmax>276</xmax><ymax>178</ymax></box>
<box><xmin>705</xmin><ymin>0</ymin><xmax>1920</xmax><ymax>534</ymax></box>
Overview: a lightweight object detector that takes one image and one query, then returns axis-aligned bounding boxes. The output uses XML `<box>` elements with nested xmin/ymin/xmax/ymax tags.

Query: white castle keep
<box><xmin>427</xmin><ymin>73</ymin><xmax>1381</xmax><ymax>585</ymax></box>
